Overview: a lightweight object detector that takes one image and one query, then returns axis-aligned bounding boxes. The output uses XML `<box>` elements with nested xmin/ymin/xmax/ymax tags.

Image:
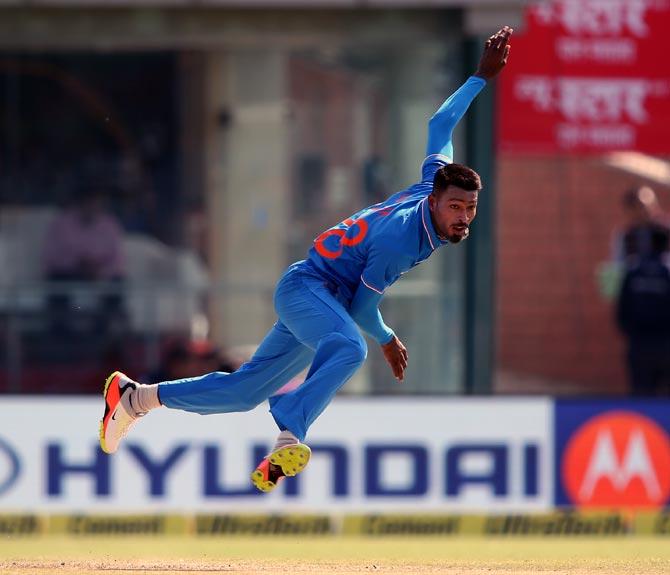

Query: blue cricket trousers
<box><xmin>157</xmin><ymin>261</ymin><xmax>367</xmax><ymax>441</ymax></box>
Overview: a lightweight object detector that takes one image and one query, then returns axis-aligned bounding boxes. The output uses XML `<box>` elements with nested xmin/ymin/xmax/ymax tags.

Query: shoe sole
<box><xmin>250</xmin><ymin>463</ymin><xmax>281</xmax><ymax>493</ymax></box>
<box><xmin>99</xmin><ymin>371</ymin><xmax>122</xmax><ymax>454</ymax></box>
<box><xmin>250</xmin><ymin>444</ymin><xmax>312</xmax><ymax>493</ymax></box>
<box><xmin>269</xmin><ymin>443</ymin><xmax>311</xmax><ymax>476</ymax></box>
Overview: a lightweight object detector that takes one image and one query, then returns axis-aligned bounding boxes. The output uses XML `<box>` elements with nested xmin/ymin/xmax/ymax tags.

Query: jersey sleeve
<box><xmin>425</xmin><ymin>76</ymin><xmax>486</xmax><ymax>159</ymax></box>
<box><xmin>349</xmin><ymin>284</ymin><xmax>394</xmax><ymax>344</ymax></box>
<box><xmin>353</xmin><ymin>243</ymin><xmax>408</xmax><ymax>344</ymax></box>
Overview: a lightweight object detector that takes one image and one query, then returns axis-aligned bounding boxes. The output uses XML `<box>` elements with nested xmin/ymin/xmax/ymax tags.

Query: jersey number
<box><xmin>314</xmin><ymin>217</ymin><xmax>368</xmax><ymax>259</ymax></box>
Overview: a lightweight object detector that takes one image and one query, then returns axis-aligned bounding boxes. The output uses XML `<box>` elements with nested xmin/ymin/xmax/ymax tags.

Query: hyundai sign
<box><xmin>0</xmin><ymin>397</ymin><xmax>552</xmax><ymax>512</ymax></box>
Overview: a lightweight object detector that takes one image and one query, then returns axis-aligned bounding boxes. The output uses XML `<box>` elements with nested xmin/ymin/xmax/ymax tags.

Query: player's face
<box><xmin>428</xmin><ymin>186</ymin><xmax>478</xmax><ymax>243</ymax></box>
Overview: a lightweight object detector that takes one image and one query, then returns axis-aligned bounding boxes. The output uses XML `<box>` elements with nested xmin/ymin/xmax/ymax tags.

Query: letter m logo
<box><xmin>562</xmin><ymin>411</ymin><xmax>670</xmax><ymax>507</ymax></box>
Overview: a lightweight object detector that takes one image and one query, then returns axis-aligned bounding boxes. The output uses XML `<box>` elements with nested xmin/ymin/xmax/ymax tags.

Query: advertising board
<box><xmin>0</xmin><ymin>397</ymin><xmax>552</xmax><ymax>512</ymax></box>
<box><xmin>555</xmin><ymin>399</ymin><xmax>670</xmax><ymax>509</ymax></box>
<box><xmin>498</xmin><ymin>0</ymin><xmax>670</xmax><ymax>154</ymax></box>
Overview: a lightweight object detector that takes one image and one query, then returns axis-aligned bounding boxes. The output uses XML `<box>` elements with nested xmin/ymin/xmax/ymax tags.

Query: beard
<box><xmin>446</xmin><ymin>226</ymin><xmax>469</xmax><ymax>244</ymax></box>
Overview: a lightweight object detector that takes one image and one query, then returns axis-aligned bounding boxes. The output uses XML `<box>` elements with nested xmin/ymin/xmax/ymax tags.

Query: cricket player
<box><xmin>100</xmin><ymin>26</ymin><xmax>512</xmax><ymax>492</ymax></box>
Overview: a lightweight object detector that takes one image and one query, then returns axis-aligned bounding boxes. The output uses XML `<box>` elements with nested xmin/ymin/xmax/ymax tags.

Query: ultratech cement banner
<box><xmin>3</xmin><ymin>512</ymin><xmax>670</xmax><ymax>536</ymax></box>
<box><xmin>0</xmin><ymin>397</ymin><xmax>552</xmax><ymax>512</ymax></box>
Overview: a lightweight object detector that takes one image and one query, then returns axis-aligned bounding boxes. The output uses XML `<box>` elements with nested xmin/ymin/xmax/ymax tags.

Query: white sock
<box><xmin>128</xmin><ymin>384</ymin><xmax>162</xmax><ymax>417</ymax></box>
<box><xmin>272</xmin><ymin>430</ymin><xmax>299</xmax><ymax>452</ymax></box>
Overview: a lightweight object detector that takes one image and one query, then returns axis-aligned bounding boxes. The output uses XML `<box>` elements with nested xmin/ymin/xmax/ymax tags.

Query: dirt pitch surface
<box><xmin>2</xmin><ymin>536</ymin><xmax>670</xmax><ymax>575</ymax></box>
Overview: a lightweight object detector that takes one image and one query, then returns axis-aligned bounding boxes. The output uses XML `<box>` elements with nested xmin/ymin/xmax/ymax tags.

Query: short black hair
<box><xmin>432</xmin><ymin>163</ymin><xmax>481</xmax><ymax>195</ymax></box>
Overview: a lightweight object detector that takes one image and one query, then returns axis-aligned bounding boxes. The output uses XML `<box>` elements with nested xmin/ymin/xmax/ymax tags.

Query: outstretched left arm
<box><xmin>426</xmin><ymin>25</ymin><xmax>513</xmax><ymax>159</ymax></box>
<box><xmin>425</xmin><ymin>76</ymin><xmax>486</xmax><ymax>159</ymax></box>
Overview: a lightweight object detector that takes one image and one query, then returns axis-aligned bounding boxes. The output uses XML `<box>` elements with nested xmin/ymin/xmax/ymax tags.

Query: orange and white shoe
<box><xmin>99</xmin><ymin>371</ymin><xmax>141</xmax><ymax>454</ymax></box>
<box><xmin>251</xmin><ymin>443</ymin><xmax>311</xmax><ymax>493</ymax></box>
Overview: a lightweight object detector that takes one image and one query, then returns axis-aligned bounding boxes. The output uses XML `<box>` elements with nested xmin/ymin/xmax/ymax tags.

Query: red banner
<box><xmin>498</xmin><ymin>0</ymin><xmax>670</xmax><ymax>154</ymax></box>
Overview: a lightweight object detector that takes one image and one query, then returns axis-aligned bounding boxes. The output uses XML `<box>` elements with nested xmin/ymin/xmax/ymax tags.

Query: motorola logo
<box><xmin>562</xmin><ymin>411</ymin><xmax>670</xmax><ymax>507</ymax></box>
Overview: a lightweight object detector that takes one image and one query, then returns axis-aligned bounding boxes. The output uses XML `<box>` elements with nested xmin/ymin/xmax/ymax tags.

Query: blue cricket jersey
<box><xmin>306</xmin><ymin>153</ymin><xmax>452</xmax><ymax>302</ymax></box>
<box><xmin>302</xmin><ymin>76</ymin><xmax>486</xmax><ymax>344</ymax></box>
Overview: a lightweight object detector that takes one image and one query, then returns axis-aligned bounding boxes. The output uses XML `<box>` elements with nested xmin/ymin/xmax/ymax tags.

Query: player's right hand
<box><xmin>474</xmin><ymin>25</ymin><xmax>513</xmax><ymax>81</ymax></box>
<box><xmin>381</xmin><ymin>335</ymin><xmax>408</xmax><ymax>382</ymax></box>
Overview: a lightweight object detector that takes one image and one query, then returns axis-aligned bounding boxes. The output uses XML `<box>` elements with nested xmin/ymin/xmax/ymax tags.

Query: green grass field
<box><xmin>2</xmin><ymin>536</ymin><xmax>670</xmax><ymax>574</ymax></box>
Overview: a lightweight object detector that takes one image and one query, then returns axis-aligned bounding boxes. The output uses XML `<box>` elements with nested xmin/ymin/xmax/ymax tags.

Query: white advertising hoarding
<box><xmin>0</xmin><ymin>397</ymin><xmax>553</xmax><ymax>512</ymax></box>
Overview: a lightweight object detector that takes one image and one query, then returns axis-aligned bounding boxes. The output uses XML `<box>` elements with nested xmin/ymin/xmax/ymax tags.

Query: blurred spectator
<box><xmin>613</xmin><ymin>186</ymin><xmax>670</xmax><ymax>264</ymax></box>
<box><xmin>42</xmin><ymin>184</ymin><xmax>126</xmax><ymax>333</ymax></box>
<box><xmin>598</xmin><ymin>186</ymin><xmax>670</xmax><ymax>300</ymax></box>
<box><xmin>616</xmin><ymin>228</ymin><xmax>670</xmax><ymax>396</ymax></box>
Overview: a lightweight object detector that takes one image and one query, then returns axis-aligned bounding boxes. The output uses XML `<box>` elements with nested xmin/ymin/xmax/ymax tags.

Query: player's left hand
<box><xmin>474</xmin><ymin>25</ymin><xmax>513</xmax><ymax>81</ymax></box>
<box><xmin>381</xmin><ymin>335</ymin><xmax>408</xmax><ymax>382</ymax></box>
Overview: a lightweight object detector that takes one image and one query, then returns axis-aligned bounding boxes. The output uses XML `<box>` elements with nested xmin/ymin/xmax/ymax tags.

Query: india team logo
<box><xmin>561</xmin><ymin>411</ymin><xmax>670</xmax><ymax>508</ymax></box>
